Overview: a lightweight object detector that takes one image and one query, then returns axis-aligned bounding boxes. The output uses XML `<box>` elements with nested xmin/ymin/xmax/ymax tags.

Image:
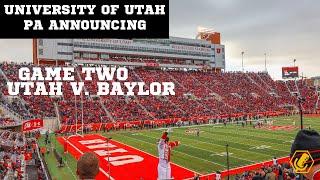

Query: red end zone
<box><xmin>57</xmin><ymin>134</ymin><xmax>195</xmax><ymax>180</ymax></box>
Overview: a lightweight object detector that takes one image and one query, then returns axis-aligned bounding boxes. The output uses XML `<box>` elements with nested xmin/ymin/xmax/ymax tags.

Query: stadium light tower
<box><xmin>241</xmin><ymin>51</ymin><xmax>244</xmax><ymax>72</ymax></box>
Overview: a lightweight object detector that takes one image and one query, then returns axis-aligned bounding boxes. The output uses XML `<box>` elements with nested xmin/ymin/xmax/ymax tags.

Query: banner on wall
<box><xmin>22</xmin><ymin>119</ymin><xmax>44</xmax><ymax>132</ymax></box>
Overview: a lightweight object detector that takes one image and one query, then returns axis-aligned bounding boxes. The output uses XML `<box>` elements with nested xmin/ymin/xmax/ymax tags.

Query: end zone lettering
<box><xmin>78</xmin><ymin>139</ymin><xmax>144</xmax><ymax>166</ymax></box>
<box><xmin>59</xmin><ymin>135</ymin><xmax>194</xmax><ymax>179</ymax></box>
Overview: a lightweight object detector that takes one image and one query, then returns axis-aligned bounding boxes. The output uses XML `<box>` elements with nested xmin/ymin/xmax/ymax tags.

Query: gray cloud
<box><xmin>0</xmin><ymin>39</ymin><xmax>31</xmax><ymax>63</ymax></box>
<box><xmin>170</xmin><ymin>0</ymin><xmax>320</xmax><ymax>78</ymax></box>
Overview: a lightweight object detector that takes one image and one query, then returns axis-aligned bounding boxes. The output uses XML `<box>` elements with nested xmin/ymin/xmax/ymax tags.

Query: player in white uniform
<box><xmin>158</xmin><ymin>131</ymin><xmax>180</xmax><ymax>180</ymax></box>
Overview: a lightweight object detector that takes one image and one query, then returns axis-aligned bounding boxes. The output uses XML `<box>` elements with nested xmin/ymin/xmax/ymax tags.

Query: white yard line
<box><xmin>64</xmin><ymin>158</ymin><xmax>77</xmax><ymax>180</ymax></box>
<box><xmin>159</xmin><ymin>127</ymin><xmax>289</xmax><ymax>154</ymax></box>
<box><xmin>199</xmin><ymin>130</ymin><xmax>289</xmax><ymax>153</ymax></box>
<box><xmin>139</xmin><ymin>132</ymin><xmax>255</xmax><ymax>164</ymax></box>
<box><xmin>155</xmin><ymin>124</ymin><xmax>223</xmax><ymax>131</ymax></box>
<box><xmin>146</xmin><ymin>130</ymin><xmax>273</xmax><ymax>159</ymax></box>
<box><xmin>118</xmin><ymin>133</ymin><xmax>227</xmax><ymax>168</ymax></box>
<box><xmin>100</xmin><ymin>134</ymin><xmax>200</xmax><ymax>175</ymax></box>
<box><xmin>155</xmin><ymin>124</ymin><xmax>294</xmax><ymax>143</ymax></box>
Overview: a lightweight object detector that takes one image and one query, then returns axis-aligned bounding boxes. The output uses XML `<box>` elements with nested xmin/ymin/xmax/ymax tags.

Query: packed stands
<box><xmin>0</xmin><ymin>62</ymin><xmax>318</xmax><ymax>127</ymax></box>
<box><xmin>0</xmin><ymin>130</ymin><xmax>49</xmax><ymax>180</ymax></box>
<box><xmin>0</xmin><ymin>63</ymin><xmax>53</xmax><ymax>119</ymax></box>
<box><xmin>296</xmin><ymin>80</ymin><xmax>318</xmax><ymax>113</ymax></box>
<box><xmin>233</xmin><ymin>163</ymin><xmax>297</xmax><ymax>180</ymax></box>
<box><xmin>0</xmin><ymin>130</ymin><xmax>25</xmax><ymax>179</ymax></box>
<box><xmin>0</xmin><ymin>118</ymin><xmax>17</xmax><ymax>127</ymax></box>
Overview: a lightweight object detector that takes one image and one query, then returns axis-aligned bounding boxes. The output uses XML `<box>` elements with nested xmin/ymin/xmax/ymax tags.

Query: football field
<box><xmin>39</xmin><ymin>115</ymin><xmax>320</xmax><ymax>179</ymax></box>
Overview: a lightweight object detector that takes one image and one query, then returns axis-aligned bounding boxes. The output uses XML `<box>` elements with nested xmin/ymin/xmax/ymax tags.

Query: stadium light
<box><xmin>241</xmin><ymin>51</ymin><xmax>244</xmax><ymax>72</ymax></box>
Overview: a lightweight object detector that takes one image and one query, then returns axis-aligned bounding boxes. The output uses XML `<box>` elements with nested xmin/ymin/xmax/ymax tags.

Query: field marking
<box><xmin>148</xmin><ymin>134</ymin><xmax>255</xmax><ymax>163</ymax></box>
<box><xmin>106</xmin><ymin>134</ymin><xmax>200</xmax><ymax>175</ymax></box>
<box><xmin>211</xmin><ymin>152</ymin><xmax>234</xmax><ymax>157</ymax></box>
<box><xmin>200</xmin><ymin>126</ymin><xmax>296</xmax><ymax>144</ymax></box>
<box><xmin>131</xmin><ymin>133</ymin><xmax>143</xmax><ymax>136</ymax></box>
<box><xmin>138</xmin><ymin>132</ymin><xmax>256</xmax><ymax>164</ymax></box>
<box><xmin>217</xmin><ymin>122</ymin><xmax>299</xmax><ymax>137</ymax></box>
<box><xmin>117</xmin><ymin>126</ymin><xmax>288</xmax><ymax>160</ymax></box>
<box><xmin>156</xmin><ymin>124</ymin><xmax>223</xmax><ymax>131</ymax></box>
<box><xmin>47</xmin><ymin>138</ymin><xmax>78</xmax><ymax>180</ymax></box>
<box><xmin>62</xmin><ymin>137</ymin><xmax>115</xmax><ymax>180</ymax></box>
<box><xmin>199</xmin><ymin>128</ymin><xmax>290</xmax><ymax>152</ymax></box>
<box><xmin>155</xmin><ymin>123</ymin><xmax>296</xmax><ymax>143</ymax></box>
<box><xmin>60</xmin><ymin>153</ymin><xmax>77</xmax><ymax>180</ymax></box>
<box><xmin>283</xmin><ymin>140</ymin><xmax>294</xmax><ymax>144</ymax></box>
<box><xmin>159</xmin><ymin>130</ymin><xmax>282</xmax><ymax>159</ymax></box>
<box><xmin>200</xmin><ymin>130</ymin><xmax>289</xmax><ymax>153</ymax></box>
<box><xmin>127</xmin><ymin>129</ymin><xmax>272</xmax><ymax>159</ymax></box>
<box><xmin>249</xmin><ymin>145</ymin><xmax>271</xmax><ymax>150</ymax></box>
<box><xmin>50</xmin><ymin>138</ymin><xmax>77</xmax><ymax>180</ymax></box>
<box><xmin>116</xmin><ymin>133</ymin><xmax>227</xmax><ymax>168</ymax></box>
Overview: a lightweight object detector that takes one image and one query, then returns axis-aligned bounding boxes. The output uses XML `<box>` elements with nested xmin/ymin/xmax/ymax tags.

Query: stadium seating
<box><xmin>0</xmin><ymin>118</ymin><xmax>17</xmax><ymax>127</ymax></box>
<box><xmin>0</xmin><ymin>130</ymin><xmax>25</xmax><ymax>179</ymax></box>
<box><xmin>296</xmin><ymin>80</ymin><xmax>318</xmax><ymax>113</ymax></box>
<box><xmin>0</xmin><ymin>62</ymin><xmax>318</xmax><ymax>126</ymax></box>
<box><xmin>233</xmin><ymin>163</ymin><xmax>296</xmax><ymax>180</ymax></box>
<box><xmin>0</xmin><ymin>130</ymin><xmax>47</xmax><ymax>180</ymax></box>
<box><xmin>0</xmin><ymin>63</ymin><xmax>54</xmax><ymax>119</ymax></box>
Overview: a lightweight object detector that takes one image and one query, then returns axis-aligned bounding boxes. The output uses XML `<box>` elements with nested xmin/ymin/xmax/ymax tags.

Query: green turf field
<box><xmin>39</xmin><ymin>115</ymin><xmax>320</xmax><ymax>179</ymax></box>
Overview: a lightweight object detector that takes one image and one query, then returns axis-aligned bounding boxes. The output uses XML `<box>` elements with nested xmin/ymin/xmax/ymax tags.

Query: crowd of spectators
<box><xmin>0</xmin><ymin>63</ymin><xmax>55</xmax><ymax>119</ymax></box>
<box><xmin>0</xmin><ymin>118</ymin><xmax>17</xmax><ymax>127</ymax></box>
<box><xmin>235</xmin><ymin>163</ymin><xmax>298</xmax><ymax>180</ymax></box>
<box><xmin>0</xmin><ymin>76</ymin><xmax>33</xmax><ymax>120</ymax></box>
<box><xmin>0</xmin><ymin>62</ymin><xmax>318</xmax><ymax>126</ymax></box>
<box><xmin>0</xmin><ymin>130</ymin><xmax>48</xmax><ymax>180</ymax></box>
<box><xmin>0</xmin><ymin>130</ymin><xmax>26</xmax><ymax>179</ymax></box>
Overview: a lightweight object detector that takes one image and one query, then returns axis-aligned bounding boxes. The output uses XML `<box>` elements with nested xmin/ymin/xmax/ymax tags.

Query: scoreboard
<box><xmin>282</xmin><ymin>66</ymin><xmax>299</xmax><ymax>79</ymax></box>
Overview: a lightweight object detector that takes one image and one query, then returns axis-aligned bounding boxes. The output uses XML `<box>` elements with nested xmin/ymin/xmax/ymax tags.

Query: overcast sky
<box><xmin>1</xmin><ymin>0</ymin><xmax>319</xmax><ymax>79</ymax></box>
